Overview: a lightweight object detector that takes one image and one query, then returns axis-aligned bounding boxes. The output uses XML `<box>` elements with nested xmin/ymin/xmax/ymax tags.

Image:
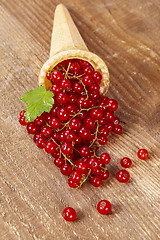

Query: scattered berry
<box><xmin>97</xmin><ymin>200</ymin><xmax>112</xmax><ymax>215</ymax></box>
<box><xmin>137</xmin><ymin>149</ymin><xmax>149</xmax><ymax>160</ymax></box>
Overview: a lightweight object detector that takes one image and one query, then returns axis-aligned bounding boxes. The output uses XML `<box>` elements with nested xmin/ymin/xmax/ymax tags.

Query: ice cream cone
<box><xmin>38</xmin><ymin>4</ymin><xmax>109</xmax><ymax>94</ymax></box>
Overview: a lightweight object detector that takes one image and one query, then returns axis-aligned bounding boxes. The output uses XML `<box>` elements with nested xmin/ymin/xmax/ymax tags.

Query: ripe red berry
<box><xmin>93</xmin><ymin>71</ymin><xmax>102</xmax><ymax>84</ymax></box>
<box><xmin>46</xmin><ymin>72</ymin><xmax>51</xmax><ymax>80</ymax></box>
<box><xmin>120</xmin><ymin>157</ymin><xmax>132</xmax><ymax>168</ymax></box>
<box><xmin>91</xmin><ymin>176</ymin><xmax>102</xmax><ymax>187</ymax></box>
<box><xmin>98</xmin><ymin>137</ymin><xmax>108</xmax><ymax>145</ymax></box>
<box><xmin>35</xmin><ymin>115</ymin><xmax>45</xmax><ymax>127</ymax></box>
<box><xmin>27</xmin><ymin>122</ymin><xmax>40</xmax><ymax>134</ymax></box>
<box><xmin>83</xmin><ymin>66</ymin><xmax>93</xmax><ymax>74</ymax></box>
<box><xmin>56</xmin><ymin>92</ymin><xmax>68</xmax><ymax>104</ymax></box>
<box><xmin>82</xmin><ymin>74</ymin><xmax>94</xmax><ymax>86</ymax></box>
<box><xmin>58</xmin><ymin>108</ymin><xmax>70</xmax><ymax>121</ymax></box>
<box><xmin>73</xmin><ymin>82</ymin><xmax>83</xmax><ymax>93</ymax></box>
<box><xmin>97</xmin><ymin>200</ymin><xmax>112</xmax><ymax>215</ymax></box>
<box><xmin>88</xmin><ymin>157</ymin><xmax>100</xmax><ymax>171</ymax></box>
<box><xmin>64</xmin><ymin>129</ymin><xmax>76</xmax><ymax>142</ymax></box>
<box><xmin>54</xmin><ymin>157</ymin><xmax>65</xmax><ymax>167</ymax></box>
<box><xmin>60</xmin><ymin>164</ymin><xmax>72</xmax><ymax>175</ymax></box>
<box><xmin>50</xmin><ymin>84</ymin><xmax>61</xmax><ymax>95</ymax></box>
<box><xmin>40</xmin><ymin>126</ymin><xmax>52</xmax><ymax>138</ymax></box>
<box><xmin>68</xmin><ymin>178</ymin><xmax>79</xmax><ymax>188</ymax></box>
<box><xmin>69</xmin><ymin>118</ymin><xmax>81</xmax><ymax>131</ymax></box>
<box><xmin>51</xmin><ymin>70</ymin><xmax>63</xmax><ymax>84</ymax></box>
<box><xmin>107</xmin><ymin>99</ymin><xmax>118</xmax><ymax>112</ymax></box>
<box><xmin>60</xmin><ymin>79</ymin><xmax>71</xmax><ymax>90</ymax></box>
<box><xmin>45</xmin><ymin>140</ymin><xmax>57</xmax><ymax>154</ymax></box>
<box><xmin>61</xmin><ymin>142</ymin><xmax>73</xmax><ymax>155</ymax></box>
<box><xmin>78</xmin><ymin>127</ymin><xmax>91</xmax><ymax>140</ymax></box>
<box><xmin>63</xmin><ymin>207</ymin><xmax>76</xmax><ymax>222</ymax></box>
<box><xmin>100</xmin><ymin>153</ymin><xmax>111</xmax><ymax>164</ymax></box>
<box><xmin>75</xmin><ymin>161</ymin><xmax>88</xmax><ymax>174</ymax></box>
<box><xmin>69</xmin><ymin>62</ymin><xmax>80</xmax><ymax>73</ymax></box>
<box><xmin>80</xmin><ymin>146</ymin><xmax>91</xmax><ymax>157</ymax></box>
<box><xmin>70</xmin><ymin>171</ymin><xmax>82</xmax><ymax>184</ymax></box>
<box><xmin>137</xmin><ymin>149</ymin><xmax>149</xmax><ymax>160</ymax></box>
<box><xmin>100</xmin><ymin>170</ymin><xmax>109</xmax><ymax>180</ymax></box>
<box><xmin>79</xmin><ymin>60</ymin><xmax>91</xmax><ymax>69</ymax></box>
<box><xmin>113</xmin><ymin>125</ymin><xmax>122</xmax><ymax>134</ymax></box>
<box><xmin>83</xmin><ymin>116</ymin><xmax>96</xmax><ymax>129</ymax></box>
<box><xmin>19</xmin><ymin>116</ymin><xmax>28</xmax><ymax>126</ymax></box>
<box><xmin>90</xmin><ymin>108</ymin><xmax>103</xmax><ymax>120</ymax></box>
<box><xmin>116</xmin><ymin>169</ymin><xmax>130</xmax><ymax>183</ymax></box>
<box><xmin>104</xmin><ymin>111</ymin><xmax>115</xmax><ymax>122</ymax></box>
<box><xmin>36</xmin><ymin>136</ymin><xmax>47</xmax><ymax>149</ymax></box>
<box><xmin>19</xmin><ymin>110</ymin><xmax>26</xmax><ymax>117</ymax></box>
<box><xmin>49</xmin><ymin>117</ymin><xmax>61</xmax><ymax>129</ymax></box>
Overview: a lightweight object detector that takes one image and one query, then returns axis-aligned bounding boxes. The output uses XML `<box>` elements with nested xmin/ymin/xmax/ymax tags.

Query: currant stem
<box><xmin>75</xmin><ymin>169</ymin><xmax>92</xmax><ymax>189</ymax></box>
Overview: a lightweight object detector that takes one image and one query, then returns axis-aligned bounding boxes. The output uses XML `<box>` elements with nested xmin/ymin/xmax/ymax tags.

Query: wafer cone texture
<box><xmin>39</xmin><ymin>4</ymin><xmax>109</xmax><ymax>94</ymax></box>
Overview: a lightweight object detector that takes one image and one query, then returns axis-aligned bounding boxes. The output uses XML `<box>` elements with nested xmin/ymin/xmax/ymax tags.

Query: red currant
<box><xmin>58</xmin><ymin>108</ymin><xmax>70</xmax><ymax>121</ymax></box>
<box><xmin>61</xmin><ymin>164</ymin><xmax>72</xmax><ymax>175</ymax></box>
<box><xmin>120</xmin><ymin>157</ymin><xmax>132</xmax><ymax>168</ymax></box>
<box><xmin>40</xmin><ymin>126</ymin><xmax>52</xmax><ymax>138</ymax></box>
<box><xmin>107</xmin><ymin>99</ymin><xmax>118</xmax><ymax>112</ymax></box>
<box><xmin>80</xmin><ymin>146</ymin><xmax>91</xmax><ymax>157</ymax></box>
<box><xmin>97</xmin><ymin>200</ymin><xmax>112</xmax><ymax>215</ymax></box>
<box><xmin>69</xmin><ymin>118</ymin><xmax>81</xmax><ymax>131</ymax></box>
<box><xmin>113</xmin><ymin>125</ymin><xmax>122</xmax><ymax>134</ymax></box>
<box><xmin>45</xmin><ymin>140</ymin><xmax>57</xmax><ymax>154</ymax></box>
<box><xmin>51</xmin><ymin>70</ymin><xmax>63</xmax><ymax>84</ymax></box>
<box><xmin>137</xmin><ymin>149</ymin><xmax>149</xmax><ymax>160</ymax></box>
<box><xmin>100</xmin><ymin>153</ymin><xmax>111</xmax><ymax>164</ymax></box>
<box><xmin>54</xmin><ymin>157</ymin><xmax>65</xmax><ymax>167</ymax></box>
<box><xmin>91</xmin><ymin>176</ymin><xmax>102</xmax><ymax>187</ymax></box>
<box><xmin>49</xmin><ymin>117</ymin><xmax>61</xmax><ymax>130</ymax></box>
<box><xmin>19</xmin><ymin>116</ymin><xmax>28</xmax><ymax>126</ymax></box>
<box><xmin>116</xmin><ymin>169</ymin><xmax>130</xmax><ymax>183</ymax></box>
<box><xmin>63</xmin><ymin>207</ymin><xmax>76</xmax><ymax>222</ymax></box>
<box><xmin>35</xmin><ymin>115</ymin><xmax>45</xmax><ymax>127</ymax></box>
<box><xmin>56</xmin><ymin>92</ymin><xmax>68</xmax><ymax>104</ymax></box>
<box><xmin>93</xmin><ymin>71</ymin><xmax>102</xmax><ymax>84</ymax></box>
<box><xmin>27</xmin><ymin>122</ymin><xmax>40</xmax><ymax>134</ymax></box>
<box><xmin>90</xmin><ymin>108</ymin><xmax>103</xmax><ymax>120</ymax></box>
<box><xmin>61</xmin><ymin>142</ymin><xmax>73</xmax><ymax>155</ymax></box>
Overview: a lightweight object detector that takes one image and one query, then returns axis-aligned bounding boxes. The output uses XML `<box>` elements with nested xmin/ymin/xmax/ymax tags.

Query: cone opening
<box><xmin>39</xmin><ymin>50</ymin><xmax>109</xmax><ymax>95</ymax></box>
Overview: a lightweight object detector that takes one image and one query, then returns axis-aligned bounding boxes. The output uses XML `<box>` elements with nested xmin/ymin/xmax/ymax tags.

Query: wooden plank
<box><xmin>0</xmin><ymin>0</ymin><xmax>160</xmax><ymax>239</ymax></box>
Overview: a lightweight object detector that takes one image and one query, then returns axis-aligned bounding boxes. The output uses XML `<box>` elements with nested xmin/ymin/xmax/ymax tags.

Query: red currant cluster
<box><xmin>19</xmin><ymin>58</ymin><xmax>123</xmax><ymax>188</ymax></box>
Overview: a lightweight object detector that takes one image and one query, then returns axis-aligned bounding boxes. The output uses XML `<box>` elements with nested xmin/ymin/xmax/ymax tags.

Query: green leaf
<box><xmin>20</xmin><ymin>86</ymin><xmax>54</xmax><ymax>122</ymax></box>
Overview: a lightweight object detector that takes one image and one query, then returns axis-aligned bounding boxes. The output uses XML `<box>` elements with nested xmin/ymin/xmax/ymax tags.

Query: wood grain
<box><xmin>0</xmin><ymin>0</ymin><xmax>160</xmax><ymax>239</ymax></box>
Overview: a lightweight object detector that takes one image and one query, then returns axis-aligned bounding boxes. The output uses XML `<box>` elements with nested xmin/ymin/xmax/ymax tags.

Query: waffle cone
<box><xmin>39</xmin><ymin>4</ymin><xmax>109</xmax><ymax>94</ymax></box>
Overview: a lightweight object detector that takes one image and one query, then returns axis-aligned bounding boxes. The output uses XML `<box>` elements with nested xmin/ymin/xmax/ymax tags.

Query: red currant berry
<box><xmin>79</xmin><ymin>60</ymin><xmax>91</xmax><ymax>69</ymax></box>
<box><xmin>68</xmin><ymin>93</ymin><xmax>77</xmax><ymax>104</ymax></box>
<box><xmin>69</xmin><ymin>62</ymin><xmax>80</xmax><ymax>73</ymax></box>
<box><xmin>20</xmin><ymin>110</ymin><xmax>26</xmax><ymax>117</ymax></box>
<box><xmin>61</xmin><ymin>164</ymin><xmax>72</xmax><ymax>175</ymax></box>
<box><xmin>104</xmin><ymin>111</ymin><xmax>115</xmax><ymax>122</ymax></box>
<box><xmin>45</xmin><ymin>140</ymin><xmax>57</xmax><ymax>154</ymax></box>
<box><xmin>78</xmin><ymin>127</ymin><xmax>91</xmax><ymax>140</ymax></box>
<box><xmin>91</xmin><ymin>176</ymin><xmax>102</xmax><ymax>187</ymax></box>
<box><xmin>82</xmin><ymin>74</ymin><xmax>94</xmax><ymax>86</ymax></box>
<box><xmin>107</xmin><ymin>99</ymin><xmax>118</xmax><ymax>112</ymax></box>
<box><xmin>88</xmin><ymin>157</ymin><xmax>100</xmax><ymax>171</ymax></box>
<box><xmin>58</xmin><ymin>108</ymin><xmax>70</xmax><ymax>121</ymax></box>
<box><xmin>70</xmin><ymin>171</ymin><xmax>82</xmax><ymax>184</ymax></box>
<box><xmin>73</xmin><ymin>82</ymin><xmax>83</xmax><ymax>93</ymax></box>
<box><xmin>93</xmin><ymin>71</ymin><xmax>102</xmax><ymax>84</ymax></box>
<box><xmin>83</xmin><ymin>116</ymin><xmax>96</xmax><ymax>130</ymax></box>
<box><xmin>100</xmin><ymin>170</ymin><xmax>109</xmax><ymax>180</ymax></box>
<box><xmin>63</xmin><ymin>207</ymin><xmax>76</xmax><ymax>222</ymax></box>
<box><xmin>113</xmin><ymin>116</ymin><xmax>120</xmax><ymax>126</ymax></box>
<box><xmin>27</xmin><ymin>122</ymin><xmax>40</xmax><ymax>134</ymax></box>
<box><xmin>120</xmin><ymin>157</ymin><xmax>132</xmax><ymax>168</ymax></box>
<box><xmin>83</xmin><ymin>66</ymin><xmax>93</xmax><ymax>74</ymax></box>
<box><xmin>50</xmin><ymin>105</ymin><xmax>61</xmax><ymax>117</ymax></box>
<box><xmin>80</xmin><ymin>146</ymin><xmax>91</xmax><ymax>157</ymax></box>
<box><xmin>56</xmin><ymin>92</ymin><xmax>68</xmax><ymax>104</ymax></box>
<box><xmin>49</xmin><ymin>117</ymin><xmax>61</xmax><ymax>130</ymax></box>
<box><xmin>97</xmin><ymin>200</ymin><xmax>112</xmax><ymax>215</ymax></box>
<box><xmin>100</xmin><ymin>153</ymin><xmax>111</xmax><ymax>164</ymax></box>
<box><xmin>113</xmin><ymin>125</ymin><xmax>122</xmax><ymax>134</ymax></box>
<box><xmin>66</xmin><ymin>104</ymin><xmax>77</xmax><ymax>115</ymax></box>
<box><xmin>75</xmin><ymin>161</ymin><xmax>88</xmax><ymax>174</ymax></box>
<box><xmin>90</xmin><ymin>83</ymin><xmax>100</xmax><ymax>93</ymax></box>
<box><xmin>64</xmin><ymin>129</ymin><xmax>76</xmax><ymax>143</ymax></box>
<box><xmin>116</xmin><ymin>169</ymin><xmax>130</xmax><ymax>183</ymax></box>
<box><xmin>35</xmin><ymin>115</ymin><xmax>45</xmax><ymax>127</ymax></box>
<box><xmin>98</xmin><ymin>137</ymin><xmax>108</xmax><ymax>145</ymax></box>
<box><xmin>19</xmin><ymin>116</ymin><xmax>28</xmax><ymax>126</ymax></box>
<box><xmin>69</xmin><ymin>118</ymin><xmax>81</xmax><ymax>131</ymax></box>
<box><xmin>60</xmin><ymin>79</ymin><xmax>71</xmax><ymax>90</ymax></box>
<box><xmin>40</xmin><ymin>126</ymin><xmax>52</xmax><ymax>138</ymax></box>
<box><xmin>77</xmin><ymin>110</ymin><xmax>88</xmax><ymax>120</ymax></box>
<box><xmin>51</xmin><ymin>70</ymin><xmax>63</xmax><ymax>84</ymax></box>
<box><xmin>46</xmin><ymin>72</ymin><xmax>51</xmax><ymax>80</ymax></box>
<box><xmin>68</xmin><ymin>178</ymin><xmax>79</xmax><ymax>188</ymax></box>
<box><xmin>75</xmin><ymin>136</ymin><xmax>82</xmax><ymax>145</ymax></box>
<box><xmin>51</xmin><ymin>84</ymin><xmax>61</xmax><ymax>95</ymax></box>
<box><xmin>137</xmin><ymin>149</ymin><xmax>149</xmax><ymax>160</ymax></box>
<box><xmin>36</xmin><ymin>136</ymin><xmax>47</xmax><ymax>149</ymax></box>
<box><xmin>61</xmin><ymin>142</ymin><xmax>73</xmax><ymax>155</ymax></box>
<box><xmin>54</xmin><ymin>157</ymin><xmax>65</xmax><ymax>167</ymax></box>
<box><xmin>98</xmin><ymin>126</ymin><xmax>109</xmax><ymax>137</ymax></box>
<box><xmin>33</xmin><ymin>133</ymin><xmax>40</xmax><ymax>143</ymax></box>
<box><xmin>90</xmin><ymin>108</ymin><xmax>103</xmax><ymax>120</ymax></box>
<box><xmin>105</xmin><ymin>122</ymin><xmax>114</xmax><ymax>131</ymax></box>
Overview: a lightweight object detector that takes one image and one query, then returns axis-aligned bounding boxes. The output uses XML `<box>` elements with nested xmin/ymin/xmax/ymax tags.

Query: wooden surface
<box><xmin>0</xmin><ymin>0</ymin><xmax>160</xmax><ymax>239</ymax></box>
